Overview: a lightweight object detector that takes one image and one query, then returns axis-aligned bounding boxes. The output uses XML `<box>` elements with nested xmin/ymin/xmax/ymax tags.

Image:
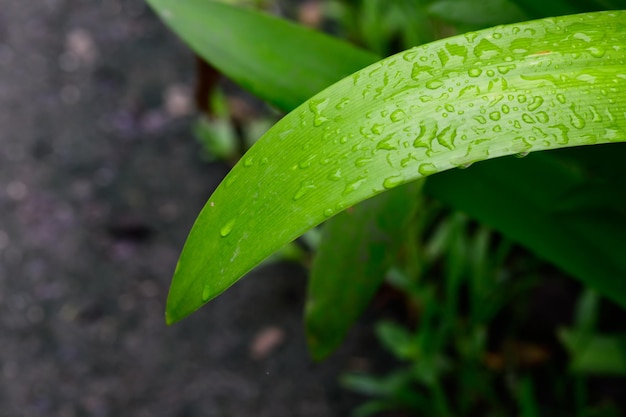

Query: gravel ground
<box><xmin>0</xmin><ymin>1</ymin><xmax>382</xmax><ymax>415</ymax></box>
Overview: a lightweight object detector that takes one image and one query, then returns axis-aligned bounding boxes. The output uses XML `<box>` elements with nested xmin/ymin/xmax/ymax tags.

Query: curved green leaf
<box><xmin>166</xmin><ymin>11</ymin><xmax>626</xmax><ymax>323</ymax></box>
<box><xmin>146</xmin><ymin>0</ymin><xmax>378</xmax><ymax>111</ymax></box>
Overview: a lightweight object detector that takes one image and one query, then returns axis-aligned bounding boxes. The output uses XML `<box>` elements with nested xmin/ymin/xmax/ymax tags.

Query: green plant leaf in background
<box><xmin>306</xmin><ymin>182</ymin><xmax>422</xmax><ymax>361</ymax></box>
<box><xmin>160</xmin><ymin>10</ymin><xmax>626</xmax><ymax>323</ymax></box>
<box><xmin>559</xmin><ymin>329</ymin><xmax>626</xmax><ymax>375</ymax></box>
<box><xmin>428</xmin><ymin>0</ymin><xmax>529</xmax><ymax>27</ymax></box>
<box><xmin>146</xmin><ymin>0</ymin><xmax>378</xmax><ymax>112</ymax></box>
<box><xmin>425</xmin><ymin>148</ymin><xmax>626</xmax><ymax>307</ymax></box>
<box><xmin>510</xmin><ymin>0</ymin><xmax>624</xmax><ymax>19</ymax></box>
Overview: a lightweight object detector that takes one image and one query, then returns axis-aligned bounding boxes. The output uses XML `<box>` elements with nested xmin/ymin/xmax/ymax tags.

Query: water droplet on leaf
<box><xmin>293</xmin><ymin>182</ymin><xmax>315</xmax><ymax>200</ymax></box>
<box><xmin>468</xmin><ymin>68</ymin><xmax>482</xmax><ymax>77</ymax></box>
<box><xmin>308</xmin><ymin>98</ymin><xmax>330</xmax><ymax>127</ymax></box>
<box><xmin>382</xmin><ymin>175</ymin><xmax>403</xmax><ymax>190</ymax></box>
<box><xmin>426</xmin><ymin>80</ymin><xmax>443</xmax><ymax>90</ymax></box>
<box><xmin>527</xmin><ymin>96</ymin><xmax>544</xmax><ymax>112</ymax></box>
<box><xmin>390</xmin><ymin>109</ymin><xmax>406</xmax><ymax>122</ymax></box>
<box><xmin>418</xmin><ymin>163</ymin><xmax>437</xmax><ymax>176</ymax></box>
<box><xmin>220</xmin><ymin>219</ymin><xmax>236</xmax><ymax>237</ymax></box>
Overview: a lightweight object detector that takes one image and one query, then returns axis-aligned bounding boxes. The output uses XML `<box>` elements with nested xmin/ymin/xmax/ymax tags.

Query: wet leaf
<box><xmin>161</xmin><ymin>11</ymin><xmax>626</xmax><ymax>323</ymax></box>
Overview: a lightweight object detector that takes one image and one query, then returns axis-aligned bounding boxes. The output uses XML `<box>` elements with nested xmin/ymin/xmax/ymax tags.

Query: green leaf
<box><xmin>559</xmin><ymin>329</ymin><xmax>626</xmax><ymax>375</ymax></box>
<box><xmin>424</xmin><ymin>149</ymin><xmax>626</xmax><ymax>308</ymax></box>
<box><xmin>428</xmin><ymin>0</ymin><xmax>529</xmax><ymax>27</ymax></box>
<box><xmin>166</xmin><ymin>11</ymin><xmax>626</xmax><ymax>323</ymax></box>
<box><xmin>510</xmin><ymin>0</ymin><xmax>624</xmax><ymax>19</ymax></box>
<box><xmin>305</xmin><ymin>182</ymin><xmax>422</xmax><ymax>361</ymax></box>
<box><xmin>145</xmin><ymin>0</ymin><xmax>378</xmax><ymax>112</ymax></box>
<box><xmin>509</xmin><ymin>0</ymin><xmax>580</xmax><ymax>18</ymax></box>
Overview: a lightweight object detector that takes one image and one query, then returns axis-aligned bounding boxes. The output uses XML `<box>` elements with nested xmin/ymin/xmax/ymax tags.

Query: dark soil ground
<box><xmin>0</xmin><ymin>1</ymin><xmax>384</xmax><ymax>416</ymax></box>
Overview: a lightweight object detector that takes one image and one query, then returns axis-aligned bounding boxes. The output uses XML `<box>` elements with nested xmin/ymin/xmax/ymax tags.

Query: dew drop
<box><xmin>515</xmin><ymin>151</ymin><xmax>529</xmax><ymax>158</ymax></box>
<box><xmin>309</xmin><ymin>98</ymin><xmax>330</xmax><ymax>127</ymax></box>
<box><xmin>587</xmin><ymin>47</ymin><xmax>605</xmax><ymax>58</ymax></box>
<box><xmin>569</xmin><ymin>104</ymin><xmax>586</xmax><ymax>129</ymax></box>
<box><xmin>474</xmin><ymin>38</ymin><xmax>502</xmax><ymax>59</ymax></box>
<box><xmin>418</xmin><ymin>163</ymin><xmax>437</xmax><ymax>176</ymax></box>
<box><xmin>299</xmin><ymin>154</ymin><xmax>317</xmax><ymax>169</ymax></box>
<box><xmin>489</xmin><ymin>111</ymin><xmax>501</xmax><ymax>121</ymax></box>
<box><xmin>343</xmin><ymin>176</ymin><xmax>367</xmax><ymax>195</ymax></box>
<box><xmin>202</xmin><ymin>283</ymin><xmax>212</xmax><ymax>302</ymax></box>
<box><xmin>474</xmin><ymin>115</ymin><xmax>487</xmax><ymax>124</ymax></box>
<box><xmin>497</xmin><ymin>64</ymin><xmax>516</xmax><ymax>74</ymax></box>
<box><xmin>323</xmin><ymin>208</ymin><xmax>334</xmax><ymax>218</ymax></box>
<box><xmin>390</xmin><ymin>109</ymin><xmax>406</xmax><ymax>122</ymax></box>
<box><xmin>327</xmin><ymin>168</ymin><xmax>342</xmax><ymax>181</ymax></box>
<box><xmin>413</xmin><ymin>120</ymin><xmax>436</xmax><ymax>149</ymax></box>
<box><xmin>225</xmin><ymin>176</ymin><xmax>237</xmax><ymax>188</ymax></box>
<box><xmin>468</xmin><ymin>68</ymin><xmax>482</xmax><ymax>77</ymax></box>
<box><xmin>403</xmin><ymin>50</ymin><xmax>418</xmax><ymax>62</ymax></box>
<box><xmin>411</xmin><ymin>63</ymin><xmax>435</xmax><ymax>81</ymax></box>
<box><xmin>293</xmin><ymin>182</ymin><xmax>315</xmax><ymax>200</ymax></box>
<box><xmin>536</xmin><ymin>111</ymin><xmax>550</xmax><ymax>124</ymax></box>
<box><xmin>522</xmin><ymin>113</ymin><xmax>535</xmax><ymax>124</ymax></box>
<box><xmin>425</xmin><ymin>80</ymin><xmax>443</xmax><ymax>90</ymax></box>
<box><xmin>243</xmin><ymin>157</ymin><xmax>254</xmax><ymax>167</ymax></box>
<box><xmin>335</xmin><ymin>97</ymin><xmax>350</xmax><ymax>110</ymax></box>
<box><xmin>556</xmin><ymin>93</ymin><xmax>566</xmax><ymax>104</ymax></box>
<box><xmin>527</xmin><ymin>96</ymin><xmax>544</xmax><ymax>112</ymax></box>
<box><xmin>371</xmin><ymin>123</ymin><xmax>385</xmax><ymax>135</ymax></box>
<box><xmin>377</xmin><ymin>134</ymin><xmax>398</xmax><ymax>150</ymax></box>
<box><xmin>465</xmin><ymin>32</ymin><xmax>478</xmax><ymax>43</ymax></box>
<box><xmin>436</xmin><ymin>125</ymin><xmax>457</xmax><ymax>150</ymax></box>
<box><xmin>445</xmin><ymin>42</ymin><xmax>468</xmax><ymax>61</ymax></box>
<box><xmin>382</xmin><ymin>175</ymin><xmax>403</xmax><ymax>190</ymax></box>
<box><xmin>400</xmin><ymin>154</ymin><xmax>414</xmax><ymax>167</ymax></box>
<box><xmin>220</xmin><ymin>219</ymin><xmax>236</xmax><ymax>237</ymax></box>
<box><xmin>355</xmin><ymin>157</ymin><xmax>373</xmax><ymax>167</ymax></box>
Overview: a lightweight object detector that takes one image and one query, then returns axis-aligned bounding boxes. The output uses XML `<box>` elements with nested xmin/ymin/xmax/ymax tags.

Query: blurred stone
<box><xmin>250</xmin><ymin>326</ymin><xmax>286</xmax><ymax>360</ymax></box>
<box><xmin>65</xmin><ymin>28</ymin><xmax>97</xmax><ymax>66</ymax></box>
<box><xmin>164</xmin><ymin>84</ymin><xmax>193</xmax><ymax>117</ymax></box>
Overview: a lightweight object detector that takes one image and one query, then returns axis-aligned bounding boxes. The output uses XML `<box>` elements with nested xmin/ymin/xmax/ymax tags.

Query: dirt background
<box><xmin>0</xmin><ymin>1</ymin><xmax>384</xmax><ymax>416</ymax></box>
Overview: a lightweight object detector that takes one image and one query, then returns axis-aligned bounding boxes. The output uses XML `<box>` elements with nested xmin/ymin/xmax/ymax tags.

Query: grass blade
<box><xmin>166</xmin><ymin>11</ymin><xmax>626</xmax><ymax>323</ymax></box>
<box><xmin>305</xmin><ymin>183</ymin><xmax>422</xmax><ymax>361</ymax></box>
